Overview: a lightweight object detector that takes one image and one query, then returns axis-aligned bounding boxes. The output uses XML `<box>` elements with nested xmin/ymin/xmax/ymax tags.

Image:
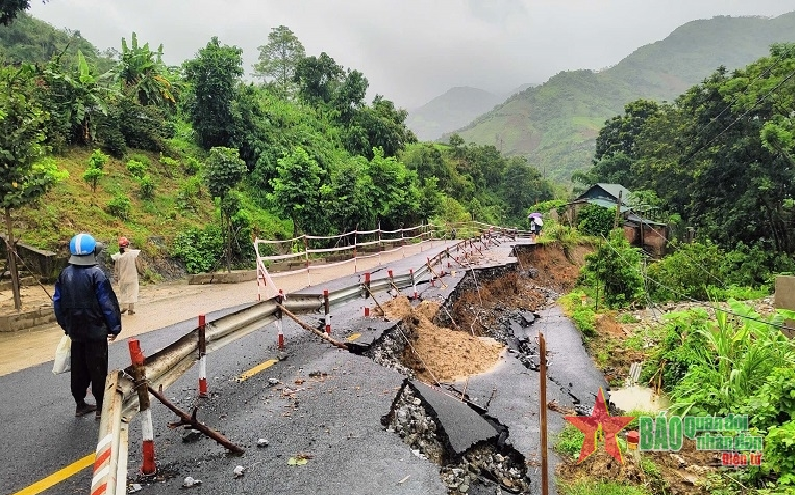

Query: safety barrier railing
<box><xmin>92</xmin><ymin>222</ymin><xmax>526</xmax><ymax>494</ymax></box>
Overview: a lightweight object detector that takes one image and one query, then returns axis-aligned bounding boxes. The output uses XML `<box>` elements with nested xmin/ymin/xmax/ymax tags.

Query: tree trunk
<box><xmin>5</xmin><ymin>207</ymin><xmax>21</xmax><ymax>311</ymax></box>
<box><xmin>224</xmin><ymin>213</ymin><xmax>232</xmax><ymax>273</ymax></box>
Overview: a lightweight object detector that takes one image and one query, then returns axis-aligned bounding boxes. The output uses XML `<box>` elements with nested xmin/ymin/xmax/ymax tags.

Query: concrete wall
<box><xmin>641</xmin><ymin>225</ymin><xmax>667</xmax><ymax>257</ymax></box>
<box><xmin>188</xmin><ymin>270</ymin><xmax>257</xmax><ymax>285</ymax></box>
<box><xmin>0</xmin><ymin>234</ymin><xmax>68</xmax><ymax>282</ymax></box>
<box><xmin>775</xmin><ymin>275</ymin><xmax>795</xmax><ymax>338</ymax></box>
<box><xmin>0</xmin><ymin>307</ymin><xmax>56</xmax><ymax>332</ymax></box>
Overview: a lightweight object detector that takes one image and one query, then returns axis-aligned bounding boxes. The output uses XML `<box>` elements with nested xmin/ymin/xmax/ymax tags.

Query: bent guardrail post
<box><xmin>276</xmin><ymin>302</ymin><xmax>349</xmax><ymax>350</ymax></box>
<box><xmin>323</xmin><ymin>289</ymin><xmax>331</xmax><ymax>336</ymax></box>
<box><xmin>148</xmin><ymin>384</ymin><xmax>244</xmax><ymax>455</ymax></box>
<box><xmin>92</xmin><ymin>370</ymin><xmax>124</xmax><ymax>495</ymax></box>
<box><xmin>198</xmin><ymin>314</ymin><xmax>208</xmax><ymax>398</ymax></box>
<box><xmin>129</xmin><ymin>339</ymin><xmax>157</xmax><ymax>476</ymax></box>
<box><xmin>276</xmin><ymin>289</ymin><xmax>285</xmax><ymax>350</ymax></box>
<box><xmin>363</xmin><ymin>272</ymin><xmax>371</xmax><ymax>316</ymax></box>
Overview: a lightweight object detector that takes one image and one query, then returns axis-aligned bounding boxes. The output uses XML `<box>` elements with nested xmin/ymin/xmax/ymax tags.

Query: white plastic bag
<box><xmin>52</xmin><ymin>335</ymin><xmax>71</xmax><ymax>374</ymax></box>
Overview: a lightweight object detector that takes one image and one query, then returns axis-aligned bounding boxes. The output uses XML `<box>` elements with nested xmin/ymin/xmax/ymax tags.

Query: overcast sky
<box><xmin>28</xmin><ymin>0</ymin><xmax>795</xmax><ymax>109</ymax></box>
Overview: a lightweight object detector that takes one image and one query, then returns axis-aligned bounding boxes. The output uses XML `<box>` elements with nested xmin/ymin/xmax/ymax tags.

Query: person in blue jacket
<box><xmin>53</xmin><ymin>234</ymin><xmax>122</xmax><ymax>419</ymax></box>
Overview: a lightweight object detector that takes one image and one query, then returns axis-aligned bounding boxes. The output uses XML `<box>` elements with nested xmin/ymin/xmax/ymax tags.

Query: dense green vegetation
<box><xmin>580</xmin><ymin>44</ymin><xmax>795</xmax><ymax>260</ymax></box>
<box><xmin>455</xmin><ymin>13</ymin><xmax>795</xmax><ymax>183</ymax></box>
<box><xmin>0</xmin><ymin>14</ymin><xmax>556</xmax><ymax>286</ymax></box>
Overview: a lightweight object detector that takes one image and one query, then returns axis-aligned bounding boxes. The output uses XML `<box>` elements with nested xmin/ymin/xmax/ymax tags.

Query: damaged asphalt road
<box><xmin>1</xmin><ymin>241</ymin><xmax>608</xmax><ymax>495</ymax></box>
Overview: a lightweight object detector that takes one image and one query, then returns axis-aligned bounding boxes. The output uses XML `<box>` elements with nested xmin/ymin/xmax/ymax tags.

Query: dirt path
<box><xmin>0</xmin><ymin>243</ymin><xmax>440</xmax><ymax>376</ymax></box>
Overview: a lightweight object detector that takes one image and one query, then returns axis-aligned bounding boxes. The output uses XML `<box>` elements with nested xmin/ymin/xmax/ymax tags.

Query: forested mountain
<box><xmin>406</xmin><ymin>87</ymin><xmax>504</xmax><ymax>141</ymax></box>
<box><xmin>454</xmin><ymin>12</ymin><xmax>795</xmax><ymax>182</ymax></box>
<box><xmin>406</xmin><ymin>84</ymin><xmax>539</xmax><ymax>141</ymax></box>
<box><xmin>0</xmin><ymin>13</ymin><xmax>114</xmax><ymax>71</ymax></box>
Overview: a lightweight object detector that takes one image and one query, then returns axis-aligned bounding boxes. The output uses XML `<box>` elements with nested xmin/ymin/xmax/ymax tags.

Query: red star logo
<box><xmin>564</xmin><ymin>388</ymin><xmax>634</xmax><ymax>463</ymax></box>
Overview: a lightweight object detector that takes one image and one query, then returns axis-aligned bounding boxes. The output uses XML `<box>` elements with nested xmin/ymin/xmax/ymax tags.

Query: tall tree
<box><xmin>269</xmin><ymin>146</ymin><xmax>324</xmax><ymax>236</ymax></box>
<box><xmin>184</xmin><ymin>37</ymin><xmax>243</xmax><ymax>149</ymax></box>
<box><xmin>0</xmin><ymin>0</ymin><xmax>45</xmax><ymax>26</ymax></box>
<box><xmin>253</xmin><ymin>25</ymin><xmax>305</xmax><ymax>99</ymax></box>
<box><xmin>0</xmin><ymin>64</ymin><xmax>66</xmax><ymax>309</ymax></box>
<box><xmin>204</xmin><ymin>147</ymin><xmax>247</xmax><ymax>272</ymax></box>
<box><xmin>293</xmin><ymin>52</ymin><xmax>344</xmax><ymax>106</ymax></box>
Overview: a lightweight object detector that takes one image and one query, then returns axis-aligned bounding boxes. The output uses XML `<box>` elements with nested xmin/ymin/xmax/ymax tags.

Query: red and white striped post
<box><xmin>323</xmin><ymin>289</ymin><xmax>331</xmax><ymax>336</ymax></box>
<box><xmin>410</xmin><ymin>269</ymin><xmax>418</xmax><ymax>301</ymax></box>
<box><xmin>128</xmin><ymin>339</ymin><xmax>156</xmax><ymax>476</ymax></box>
<box><xmin>198</xmin><ymin>314</ymin><xmax>208</xmax><ymax>398</ymax></box>
<box><xmin>363</xmin><ymin>273</ymin><xmax>371</xmax><ymax>317</ymax></box>
<box><xmin>276</xmin><ymin>289</ymin><xmax>285</xmax><ymax>349</ymax></box>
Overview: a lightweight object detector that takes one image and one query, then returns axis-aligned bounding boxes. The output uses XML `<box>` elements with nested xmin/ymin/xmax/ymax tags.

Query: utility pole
<box><xmin>539</xmin><ymin>332</ymin><xmax>549</xmax><ymax>495</ymax></box>
<box><xmin>614</xmin><ymin>191</ymin><xmax>622</xmax><ymax>230</ymax></box>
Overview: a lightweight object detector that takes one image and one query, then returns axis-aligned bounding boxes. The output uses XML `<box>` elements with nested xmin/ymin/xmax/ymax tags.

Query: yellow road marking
<box><xmin>236</xmin><ymin>359</ymin><xmax>278</xmax><ymax>382</ymax></box>
<box><xmin>12</xmin><ymin>453</ymin><xmax>94</xmax><ymax>495</ymax></box>
<box><xmin>346</xmin><ymin>333</ymin><xmax>361</xmax><ymax>341</ymax></box>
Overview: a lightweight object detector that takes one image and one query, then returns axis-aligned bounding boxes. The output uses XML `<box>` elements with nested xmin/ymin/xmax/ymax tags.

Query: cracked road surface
<box><xmin>0</xmin><ymin>240</ymin><xmax>607</xmax><ymax>495</ymax></box>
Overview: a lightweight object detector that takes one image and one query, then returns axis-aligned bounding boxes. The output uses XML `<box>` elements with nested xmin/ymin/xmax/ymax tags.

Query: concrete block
<box><xmin>775</xmin><ymin>275</ymin><xmax>795</xmax><ymax>338</ymax></box>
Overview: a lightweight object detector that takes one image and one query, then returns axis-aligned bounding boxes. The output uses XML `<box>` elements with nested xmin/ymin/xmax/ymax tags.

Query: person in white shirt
<box><xmin>111</xmin><ymin>236</ymin><xmax>141</xmax><ymax>315</ymax></box>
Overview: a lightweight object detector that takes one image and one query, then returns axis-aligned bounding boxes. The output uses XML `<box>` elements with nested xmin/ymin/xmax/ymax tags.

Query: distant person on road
<box><xmin>111</xmin><ymin>236</ymin><xmax>141</xmax><ymax>315</ymax></box>
<box><xmin>53</xmin><ymin>234</ymin><xmax>122</xmax><ymax>419</ymax></box>
<box><xmin>534</xmin><ymin>216</ymin><xmax>544</xmax><ymax>237</ymax></box>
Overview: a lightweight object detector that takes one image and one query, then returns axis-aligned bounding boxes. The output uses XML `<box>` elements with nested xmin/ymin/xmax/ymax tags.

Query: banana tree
<box><xmin>114</xmin><ymin>32</ymin><xmax>178</xmax><ymax>110</ymax></box>
<box><xmin>43</xmin><ymin>50</ymin><xmax>113</xmax><ymax>145</ymax></box>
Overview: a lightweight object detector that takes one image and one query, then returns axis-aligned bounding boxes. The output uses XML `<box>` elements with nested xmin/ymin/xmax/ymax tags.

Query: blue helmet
<box><xmin>69</xmin><ymin>234</ymin><xmax>101</xmax><ymax>266</ymax></box>
<box><xmin>70</xmin><ymin>234</ymin><xmax>96</xmax><ymax>256</ymax></box>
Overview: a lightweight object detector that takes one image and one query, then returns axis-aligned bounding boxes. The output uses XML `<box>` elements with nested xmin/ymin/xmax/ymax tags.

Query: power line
<box><xmin>684</xmin><ymin>55</ymin><xmax>786</xmax><ymax>154</ymax></box>
<box><xmin>598</xmin><ymin>232</ymin><xmax>794</xmax><ymax>332</ymax></box>
<box><xmin>678</xmin><ymin>63</ymin><xmax>795</xmax><ymax>170</ymax></box>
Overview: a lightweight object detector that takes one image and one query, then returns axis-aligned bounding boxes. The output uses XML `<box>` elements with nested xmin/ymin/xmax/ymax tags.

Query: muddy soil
<box><xmin>557</xmin><ymin>438</ymin><xmax>720</xmax><ymax>495</ymax></box>
<box><xmin>378</xmin><ymin>296</ymin><xmax>505</xmax><ymax>383</ymax></box>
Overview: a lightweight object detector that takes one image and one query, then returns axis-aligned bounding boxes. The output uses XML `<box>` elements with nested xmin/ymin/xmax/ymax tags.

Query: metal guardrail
<box><xmin>93</xmin><ymin>229</ymin><xmax>514</xmax><ymax>494</ymax></box>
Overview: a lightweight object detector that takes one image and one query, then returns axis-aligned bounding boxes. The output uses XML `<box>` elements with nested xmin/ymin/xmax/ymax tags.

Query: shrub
<box><xmin>139</xmin><ymin>175</ymin><xmax>155</xmax><ymax>199</ymax></box>
<box><xmin>127</xmin><ymin>153</ymin><xmax>151</xmax><ymax>168</ymax></box>
<box><xmin>176</xmin><ymin>176</ymin><xmax>203</xmax><ymax>211</ymax></box>
<box><xmin>170</xmin><ymin>226</ymin><xmax>224</xmax><ymax>273</ymax></box>
<box><xmin>639</xmin><ymin>309</ymin><xmax>710</xmax><ymax>392</ymax></box>
<box><xmin>721</xmin><ymin>241</ymin><xmax>795</xmax><ymax>287</ymax></box>
<box><xmin>105</xmin><ymin>194</ymin><xmax>131</xmax><ymax>220</ymax></box>
<box><xmin>571</xmin><ymin>307</ymin><xmax>597</xmax><ymax>338</ymax></box>
<box><xmin>668</xmin><ymin>301</ymin><xmax>795</xmax><ymax>416</ymax></box>
<box><xmin>764</xmin><ymin>421</ymin><xmax>795</xmax><ymax>487</ymax></box>
<box><xmin>577</xmin><ymin>204</ymin><xmax>615</xmax><ymax>237</ymax></box>
<box><xmin>88</xmin><ymin>149</ymin><xmax>108</xmax><ymax>170</ymax></box>
<box><xmin>184</xmin><ymin>156</ymin><xmax>201</xmax><ymax>176</ymax></box>
<box><xmin>82</xmin><ymin>166</ymin><xmax>104</xmax><ymax>193</ymax></box>
<box><xmin>159</xmin><ymin>153</ymin><xmax>180</xmax><ymax>177</ymax></box>
<box><xmin>126</xmin><ymin>159</ymin><xmax>147</xmax><ymax>178</ymax></box>
<box><xmin>646</xmin><ymin>240</ymin><xmax>725</xmax><ymax>302</ymax></box>
<box><xmin>582</xmin><ymin>229</ymin><xmax>645</xmax><ymax>308</ymax></box>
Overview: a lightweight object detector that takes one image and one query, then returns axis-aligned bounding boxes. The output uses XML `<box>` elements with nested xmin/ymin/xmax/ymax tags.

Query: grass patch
<box><xmin>559</xmin><ymin>480</ymin><xmax>651</xmax><ymax>495</ymax></box>
<box><xmin>554</xmin><ymin>424</ymin><xmax>585</xmax><ymax>459</ymax></box>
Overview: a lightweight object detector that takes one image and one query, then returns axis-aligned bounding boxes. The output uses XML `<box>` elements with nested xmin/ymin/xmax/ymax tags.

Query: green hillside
<box><xmin>0</xmin><ymin>13</ymin><xmax>558</xmax><ymax>285</ymax></box>
<box><xmin>0</xmin><ymin>13</ymin><xmax>113</xmax><ymax>70</ymax></box>
<box><xmin>455</xmin><ymin>12</ymin><xmax>795</xmax><ymax>182</ymax></box>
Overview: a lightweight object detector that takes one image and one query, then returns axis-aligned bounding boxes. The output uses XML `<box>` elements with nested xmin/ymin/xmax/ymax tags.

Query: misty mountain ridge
<box><xmin>406</xmin><ymin>83</ymin><xmax>538</xmax><ymax>141</ymax></box>
<box><xmin>453</xmin><ymin>12</ymin><xmax>795</xmax><ymax>183</ymax></box>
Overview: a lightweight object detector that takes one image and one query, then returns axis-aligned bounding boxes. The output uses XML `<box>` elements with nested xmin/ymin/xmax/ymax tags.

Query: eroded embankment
<box><xmin>357</xmin><ymin>244</ymin><xmax>587</xmax><ymax>495</ymax></box>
